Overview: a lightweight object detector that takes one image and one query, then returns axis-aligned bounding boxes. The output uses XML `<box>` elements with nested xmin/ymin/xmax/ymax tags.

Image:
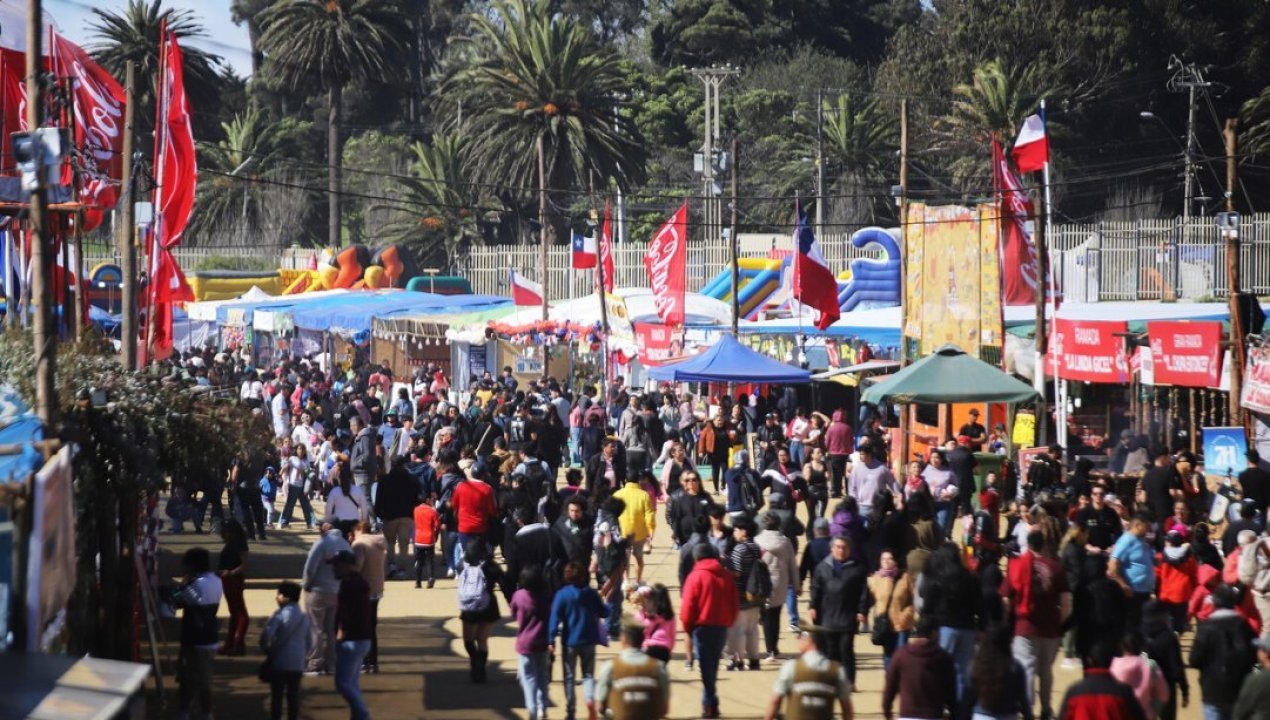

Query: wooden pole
<box><xmin>1225</xmin><ymin>118</ymin><xmax>1245</xmax><ymax>428</ymax></box>
<box><xmin>27</xmin><ymin>0</ymin><xmax>54</xmax><ymax>426</ymax></box>
<box><xmin>897</xmin><ymin>98</ymin><xmax>910</xmax><ymax>469</ymax></box>
<box><xmin>729</xmin><ymin>136</ymin><xmax>739</xmax><ymax>334</ymax></box>
<box><xmin>537</xmin><ymin>133</ymin><xmax>549</xmax><ymax>322</ymax></box>
<box><xmin>119</xmin><ymin>60</ymin><xmax>137</xmax><ymax>370</ymax></box>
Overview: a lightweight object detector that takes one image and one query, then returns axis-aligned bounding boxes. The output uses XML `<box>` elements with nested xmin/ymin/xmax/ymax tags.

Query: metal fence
<box><xmin>466</xmin><ymin>214</ymin><xmax>1270</xmax><ymax>302</ymax></box>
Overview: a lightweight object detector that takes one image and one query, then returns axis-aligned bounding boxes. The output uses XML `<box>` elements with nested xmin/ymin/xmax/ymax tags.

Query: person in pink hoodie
<box><xmin>824</xmin><ymin>410</ymin><xmax>853</xmax><ymax>498</ymax></box>
<box><xmin>1110</xmin><ymin>631</ymin><xmax>1170</xmax><ymax>720</ymax></box>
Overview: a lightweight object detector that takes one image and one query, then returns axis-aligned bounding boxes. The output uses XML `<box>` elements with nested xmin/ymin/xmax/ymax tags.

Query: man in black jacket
<box><xmin>668</xmin><ymin>471</ymin><xmax>716</xmax><ymax>546</ymax></box>
<box><xmin>550</xmin><ymin>495</ymin><xmax>595</xmax><ymax>576</ymax></box>
<box><xmin>374</xmin><ymin>460</ymin><xmax>420</xmax><ymax>578</ymax></box>
<box><xmin>1189</xmin><ymin>584</ymin><xmax>1257</xmax><ymax>720</ymax></box>
<box><xmin>505</xmin><ymin>506</ymin><xmax>553</xmax><ymax>593</ymax></box>
<box><xmin>809</xmin><ymin>535</ymin><xmax>869</xmax><ymax>684</ymax></box>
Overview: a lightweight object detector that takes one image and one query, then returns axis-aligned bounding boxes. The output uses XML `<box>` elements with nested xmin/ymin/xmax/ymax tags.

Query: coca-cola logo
<box><xmin>646</xmin><ymin>209</ymin><xmax>684</xmax><ymax>321</ymax></box>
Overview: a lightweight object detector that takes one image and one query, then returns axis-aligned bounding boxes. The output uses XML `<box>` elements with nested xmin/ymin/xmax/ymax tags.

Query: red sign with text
<box><xmin>1148</xmin><ymin>320</ymin><xmax>1224</xmax><ymax>387</ymax></box>
<box><xmin>634</xmin><ymin>322</ymin><xmax>685</xmax><ymax>366</ymax></box>
<box><xmin>1050</xmin><ymin>318</ymin><xmax>1128</xmax><ymax>383</ymax></box>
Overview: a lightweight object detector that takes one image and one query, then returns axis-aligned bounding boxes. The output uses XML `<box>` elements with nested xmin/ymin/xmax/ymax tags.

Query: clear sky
<box><xmin>48</xmin><ymin>0</ymin><xmax>254</xmax><ymax>77</ymax></box>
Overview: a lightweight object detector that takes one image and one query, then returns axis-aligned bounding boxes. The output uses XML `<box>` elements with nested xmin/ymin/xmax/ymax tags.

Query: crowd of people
<box><xmin>162</xmin><ymin>348</ymin><xmax>1270</xmax><ymax>720</ymax></box>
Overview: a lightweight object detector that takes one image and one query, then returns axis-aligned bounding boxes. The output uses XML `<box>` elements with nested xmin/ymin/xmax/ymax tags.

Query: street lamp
<box><xmin>1140</xmin><ymin>110</ymin><xmax>1207</xmax><ymax>221</ymax></box>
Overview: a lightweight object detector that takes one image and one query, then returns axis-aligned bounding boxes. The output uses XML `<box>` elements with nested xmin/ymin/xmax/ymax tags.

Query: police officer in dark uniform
<box><xmin>596</xmin><ymin>624</ymin><xmax>670</xmax><ymax>720</ymax></box>
<box><xmin>763</xmin><ymin>623</ymin><xmax>854</xmax><ymax>720</ymax></box>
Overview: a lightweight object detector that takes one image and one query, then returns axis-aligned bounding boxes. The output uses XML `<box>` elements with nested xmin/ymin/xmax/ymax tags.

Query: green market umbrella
<box><xmin>861</xmin><ymin>344</ymin><xmax>1040</xmax><ymax>405</ymax></box>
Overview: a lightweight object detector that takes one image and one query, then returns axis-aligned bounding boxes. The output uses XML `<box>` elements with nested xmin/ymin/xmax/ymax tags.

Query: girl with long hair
<box><xmin>458</xmin><ymin>539</ymin><xmax>503</xmax><ymax>683</ymax></box>
<box><xmin>634</xmin><ymin>583</ymin><xmax>677</xmax><ymax>663</ymax></box>
<box><xmin>217</xmin><ymin>518</ymin><xmax>250</xmax><ymax>656</ymax></box>
<box><xmin>969</xmin><ymin>624</ymin><xmax>1032</xmax><ymax>719</ymax></box>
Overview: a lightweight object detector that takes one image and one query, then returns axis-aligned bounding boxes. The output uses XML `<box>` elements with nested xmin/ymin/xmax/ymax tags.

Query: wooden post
<box><xmin>1225</xmin><ymin>118</ymin><xmax>1245</xmax><ymax>428</ymax></box>
<box><xmin>729</xmin><ymin>136</ymin><xmax>739</xmax><ymax>334</ymax></box>
<box><xmin>119</xmin><ymin>61</ymin><xmax>137</xmax><ymax>369</ymax></box>
<box><xmin>537</xmin><ymin>133</ymin><xmax>549</xmax><ymax>322</ymax></box>
<box><xmin>27</xmin><ymin>0</ymin><xmax>54</xmax><ymax>426</ymax></box>
<box><xmin>897</xmin><ymin>99</ymin><xmax>910</xmax><ymax>469</ymax></box>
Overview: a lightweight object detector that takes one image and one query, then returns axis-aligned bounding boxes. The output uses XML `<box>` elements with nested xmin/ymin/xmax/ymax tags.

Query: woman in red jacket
<box><xmin>1156</xmin><ymin>530</ymin><xmax>1197</xmax><ymax>633</ymax></box>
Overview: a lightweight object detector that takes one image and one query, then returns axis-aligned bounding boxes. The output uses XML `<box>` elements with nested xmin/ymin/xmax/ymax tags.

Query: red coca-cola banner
<box><xmin>1148</xmin><ymin>320</ymin><xmax>1224</xmax><ymax>387</ymax></box>
<box><xmin>994</xmin><ymin>140</ymin><xmax>1043</xmax><ymax>306</ymax></box>
<box><xmin>1049</xmin><ymin>318</ymin><xmax>1128</xmax><ymax>383</ymax></box>
<box><xmin>634</xmin><ymin>322</ymin><xmax>685</xmax><ymax>366</ymax></box>
<box><xmin>644</xmin><ymin>201</ymin><xmax>688</xmax><ymax>327</ymax></box>
<box><xmin>52</xmin><ymin>33</ymin><xmax>126</xmax><ymax>231</ymax></box>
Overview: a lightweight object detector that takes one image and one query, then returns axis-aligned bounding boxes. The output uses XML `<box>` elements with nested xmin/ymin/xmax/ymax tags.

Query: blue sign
<box><xmin>1202</xmin><ymin>426</ymin><xmax>1248</xmax><ymax>477</ymax></box>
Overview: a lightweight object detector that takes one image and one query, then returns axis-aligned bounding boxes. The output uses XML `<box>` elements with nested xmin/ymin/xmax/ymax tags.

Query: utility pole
<box><xmin>815</xmin><ymin>88</ymin><xmax>825</xmax><ymax>238</ymax></box>
<box><xmin>729</xmin><ymin>136</ymin><xmax>739</xmax><ymax>334</ymax></box>
<box><xmin>897</xmin><ymin>98</ymin><xmax>910</xmax><ymax>470</ymax></box>
<box><xmin>1225</xmin><ymin>118</ymin><xmax>1245</xmax><ymax>427</ymax></box>
<box><xmin>537</xmin><ymin>133</ymin><xmax>549</xmax><ymax>322</ymax></box>
<box><xmin>27</xmin><ymin>0</ymin><xmax>54</xmax><ymax>427</ymax></box>
<box><xmin>119</xmin><ymin>60</ymin><xmax>137</xmax><ymax>370</ymax></box>
<box><xmin>1167</xmin><ymin>57</ymin><xmax>1211</xmax><ymax>233</ymax></box>
<box><xmin>690</xmin><ymin>66</ymin><xmax>738</xmax><ymax>249</ymax></box>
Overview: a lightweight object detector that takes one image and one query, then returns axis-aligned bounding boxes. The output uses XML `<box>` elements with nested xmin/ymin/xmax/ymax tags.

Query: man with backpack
<box><xmin>724</xmin><ymin>451</ymin><xmax>764</xmax><ymax>523</ymax></box>
<box><xmin>514</xmin><ymin>444</ymin><xmax>553</xmax><ymax>501</ymax></box>
<box><xmin>1190</xmin><ymin>584</ymin><xmax>1258</xmax><ymax>720</ymax></box>
<box><xmin>727</xmin><ymin>516</ymin><xmax>769</xmax><ymax>672</ymax></box>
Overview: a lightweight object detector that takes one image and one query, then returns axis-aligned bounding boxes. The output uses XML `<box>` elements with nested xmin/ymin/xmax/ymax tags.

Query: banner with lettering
<box><xmin>1242</xmin><ymin>346</ymin><xmax>1270</xmax><ymax>414</ymax></box>
<box><xmin>644</xmin><ymin>202</ymin><xmax>688</xmax><ymax>327</ymax></box>
<box><xmin>1147</xmin><ymin>320</ymin><xmax>1224</xmax><ymax>387</ymax></box>
<box><xmin>1050</xmin><ymin>318</ymin><xmax>1128</xmax><ymax>383</ymax></box>
<box><xmin>633</xmin><ymin>322</ymin><xmax>685</xmax><ymax>366</ymax></box>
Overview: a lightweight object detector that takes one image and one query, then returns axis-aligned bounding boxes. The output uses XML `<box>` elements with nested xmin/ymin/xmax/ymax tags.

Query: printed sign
<box><xmin>1242</xmin><ymin>346</ymin><xmax>1270</xmax><ymax>414</ymax></box>
<box><xmin>1202</xmin><ymin>426</ymin><xmax>1248</xmax><ymax>477</ymax></box>
<box><xmin>1050</xmin><ymin>319</ymin><xmax>1128</xmax><ymax>383</ymax></box>
<box><xmin>1147</xmin><ymin>320</ymin><xmax>1223</xmax><ymax>388</ymax></box>
<box><xmin>633</xmin><ymin>322</ymin><xmax>685</xmax><ymax>366</ymax></box>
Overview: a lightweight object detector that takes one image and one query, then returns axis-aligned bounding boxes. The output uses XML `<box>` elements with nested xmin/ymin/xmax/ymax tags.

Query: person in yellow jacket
<box><xmin>615</xmin><ymin>472</ymin><xmax>658</xmax><ymax>583</ymax></box>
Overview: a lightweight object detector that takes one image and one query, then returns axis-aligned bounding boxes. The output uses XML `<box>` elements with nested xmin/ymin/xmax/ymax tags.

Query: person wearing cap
<box><xmin>763</xmin><ymin>623</ymin><xmax>853</xmax><ymax>720</ymax></box>
<box><xmin>1233</xmin><ymin>633</ymin><xmax>1270</xmax><ymax>720</ymax></box>
<box><xmin>331</xmin><ymin>549</ymin><xmax>372</xmax><ymax>720</ymax></box>
<box><xmin>1141</xmin><ymin>446</ymin><xmax>1181</xmax><ymax>528</ymax></box>
<box><xmin>595</xmin><ymin>624</ymin><xmax>671</xmax><ymax>720</ymax></box>
<box><xmin>956</xmin><ymin>408</ymin><xmax>987</xmax><ymax>452</ymax></box>
<box><xmin>302</xmin><ymin>517</ymin><xmax>351</xmax><ymax>674</ymax></box>
<box><xmin>882</xmin><ymin>614</ymin><xmax>956</xmax><ymax>720</ymax></box>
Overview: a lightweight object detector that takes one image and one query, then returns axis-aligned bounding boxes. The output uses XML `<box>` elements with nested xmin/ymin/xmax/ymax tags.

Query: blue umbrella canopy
<box><xmin>646</xmin><ymin>334</ymin><xmax>810</xmax><ymax>384</ymax></box>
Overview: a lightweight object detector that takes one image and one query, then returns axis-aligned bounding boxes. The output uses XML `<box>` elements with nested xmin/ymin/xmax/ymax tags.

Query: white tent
<box><xmin>490</xmin><ymin>287</ymin><xmax>733</xmax><ymax>328</ymax></box>
<box><xmin>185</xmin><ymin>285</ymin><xmax>274</xmax><ymax>322</ymax></box>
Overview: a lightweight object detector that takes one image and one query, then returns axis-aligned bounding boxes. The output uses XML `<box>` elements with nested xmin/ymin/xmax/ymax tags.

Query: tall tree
<box><xmin>446</xmin><ymin>0</ymin><xmax>647</xmax><ymax>300</ymax></box>
<box><xmin>230</xmin><ymin>0</ymin><xmax>273</xmax><ymax>76</ymax></box>
<box><xmin>188</xmin><ymin>108</ymin><xmax>281</xmax><ymax>243</ymax></box>
<box><xmin>87</xmin><ymin>0</ymin><xmax>225</xmax><ymax>141</ymax></box>
<box><xmin>259</xmin><ymin>0</ymin><xmax>407</xmax><ymax>248</ymax></box>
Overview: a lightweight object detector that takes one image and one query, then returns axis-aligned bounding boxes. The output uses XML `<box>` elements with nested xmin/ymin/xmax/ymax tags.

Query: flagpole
<box><xmin>145</xmin><ymin>27</ymin><xmax>169</xmax><ymax>366</ymax></box>
<box><xmin>1040</xmin><ymin>99</ymin><xmax>1065</xmax><ymax>451</ymax></box>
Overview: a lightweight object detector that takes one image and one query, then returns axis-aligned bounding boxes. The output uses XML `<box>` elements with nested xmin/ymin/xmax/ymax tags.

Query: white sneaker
<box><xmin>446</xmin><ymin>568</ymin><xmax>455</xmax><ymax>579</ymax></box>
<box><xmin>1060</xmin><ymin>658</ymin><xmax>1082</xmax><ymax>671</ymax></box>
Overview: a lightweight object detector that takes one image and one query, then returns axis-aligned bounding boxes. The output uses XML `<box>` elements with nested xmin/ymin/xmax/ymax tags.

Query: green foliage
<box><xmin>259</xmin><ymin>0</ymin><xmax>408</xmax><ymax>89</ymax></box>
<box><xmin>194</xmin><ymin>254</ymin><xmax>277</xmax><ymax>271</ymax></box>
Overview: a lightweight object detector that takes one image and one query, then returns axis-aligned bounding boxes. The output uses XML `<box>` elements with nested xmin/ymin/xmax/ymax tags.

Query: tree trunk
<box><xmin>537</xmin><ymin>133</ymin><xmax>549</xmax><ymax>321</ymax></box>
<box><xmin>328</xmin><ymin>83</ymin><xmax>343</xmax><ymax>248</ymax></box>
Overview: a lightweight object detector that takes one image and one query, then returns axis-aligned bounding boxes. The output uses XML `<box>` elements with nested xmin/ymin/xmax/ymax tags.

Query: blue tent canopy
<box><xmin>291</xmin><ymin>292</ymin><xmax>511</xmax><ymax>336</ymax></box>
<box><xmin>0</xmin><ymin>388</ymin><xmax>43</xmax><ymax>485</ymax></box>
<box><xmin>215</xmin><ymin>293</ymin><xmax>321</xmax><ymax>325</ymax></box>
<box><xmin>646</xmin><ymin>333</ymin><xmax>811</xmax><ymax>384</ymax></box>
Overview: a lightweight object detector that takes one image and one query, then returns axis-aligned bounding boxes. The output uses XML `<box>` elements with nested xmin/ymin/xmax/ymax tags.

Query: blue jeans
<box><xmin>789</xmin><ymin>440</ymin><xmax>804</xmax><ymax>466</ymax></box>
<box><xmin>562</xmin><ymin>644</ymin><xmax>596</xmax><ymax>715</ymax></box>
<box><xmin>570</xmin><ymin>428</ymin><xmax>582</xmax><ymax>464</ymax></box>
<box><xmin>280</xmin><ymin>484</ymin><xmax>314</xmax><ymax>527</ymax></box>
<box><xmin>444</xmin><ymin>531</ymin><xmax>460</xmax><ymax>573</ymax></box>
<box><xmin>785</xmin><ymin>585</ymin><xmax>800</xmax><ymax>626</ymax></box>
<box><xmin>935</xmin><ymin>501</ymin><xmax>955</xmax><ymax>539</ymax></box>
<box><xmin>692</xmin><ymin>625</ymin><xmax>729</xmax><ymax>709</ymax></box>
<box><xmin>335</xmin><ymin>639</ymin><xmax>371</xmax><ymax>720</ymax></box>
<box><xmin>454</xmin><ymin>531</ymin><xmax>481</xmax><ymax>569</ymax></box>
<box><xmin>883</xmin><ymin>631</ymin><xmax>909</xmax><ymax>671</ymax></box>
<box><xmin>1203</xmin><ymin>704</ymin><xmax>1232</xmax><ymax>720</ymax></box>
<box><xmin>517</xmin><ymin>651</ymin><xmax>550</xmax><ymax>717</ymax></box>
<box><xmin>939</xmin><ymin>626</ymin><xmax>978</xmax><ymax>710</ymax></box>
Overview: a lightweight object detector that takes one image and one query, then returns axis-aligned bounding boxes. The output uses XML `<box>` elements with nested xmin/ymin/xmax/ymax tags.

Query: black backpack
<box><xmin>745</xmin><ymin>549</ymin><xmax>773</xmax><ymax>604</ymax></box>
<box><xmin>523</xmin><ymin>461</ymin><xmax>550</xmax><ymax>498</ymax></box>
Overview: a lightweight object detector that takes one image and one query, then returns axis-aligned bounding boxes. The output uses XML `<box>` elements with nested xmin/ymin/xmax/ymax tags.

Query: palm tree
<box><xmin>447</xmin><ymin>0</ymin><xmax>647</xmax><ymax>317</ymax></box>
<box><xmin>188</xmin><ymin>108</ymin><xmax>282</xmax><ymax>243</ymax></box>
<box><xmin>230</xmin><ymin>0</ymin><xmax>274</xmax><ymax>76</ymax></box>
<box><xmin>88</xmin><ymin>0</ymin><xmax>223</xmax><ymax>139</ymax></box>
<box><xmin>809</xmin><ymin>94</ymin><xmax>898</xmax><ymax>224</ymax></box>
<box><xmin>935</xmin><ymin>59</ymin><xmax>1052</xmax><ymax>192</ymax></box>
<box><xmin>374</xmin><ymin>135</ymin><xmax>491</xmax><ymax>270</ymax></box>
<box><xmin>259</xmin><ymin>0</ymin><xmax>406</xmax><ymax>248</ymax></box>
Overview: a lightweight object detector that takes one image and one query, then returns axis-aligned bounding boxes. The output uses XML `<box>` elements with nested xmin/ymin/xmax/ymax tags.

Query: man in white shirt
<box><xmin>272</xmin><ymin>387</ymin><xmax>292</xmax><ymax>439</ymax></box>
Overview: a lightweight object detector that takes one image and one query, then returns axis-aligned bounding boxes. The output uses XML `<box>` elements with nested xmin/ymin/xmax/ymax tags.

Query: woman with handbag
<box><xmin>260</xmin><ymin>581</ymin><xmax>311</xmax><ymax>720</ymax></box>
<box><xmin>867</xmin><ymin>550</ymin><xmax>915</xmax><ymax>670</ymax></box>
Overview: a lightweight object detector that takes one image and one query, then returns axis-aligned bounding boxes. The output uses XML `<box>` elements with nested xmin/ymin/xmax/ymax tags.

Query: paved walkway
<box><xmin>150</xmin><ymin>499</ymin><xmax>1206</xmax><ymax>719</ymax></box>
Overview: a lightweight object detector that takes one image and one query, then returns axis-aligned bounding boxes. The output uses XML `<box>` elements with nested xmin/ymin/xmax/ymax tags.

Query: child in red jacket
<box><xmin>1155</xmin><ymin>530</ymin><xmax>1197</xmax><ymax>632</ymax></box>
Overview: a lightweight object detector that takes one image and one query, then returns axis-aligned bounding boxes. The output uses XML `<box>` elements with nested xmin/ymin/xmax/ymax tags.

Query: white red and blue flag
<box><xmin>508</xmin><ymin>266</ymin><xmax>544</xmax><ymax>306</ymax></box>
<box><xmin>792</xmin><ymin>203</ymin><xmax>840</xmax><ymax>331</ymax></box>
<box><xmin>571</xmin><ymin>233</ymin><xmax>597</xmax><ymax>269</ymax></box>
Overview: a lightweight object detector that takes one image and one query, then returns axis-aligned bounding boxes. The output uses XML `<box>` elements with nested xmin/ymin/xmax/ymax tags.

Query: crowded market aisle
<box><xmin>148</xmin><ymin>491</ymin><xmax>1200</xmax><ymax>720</ymax></box>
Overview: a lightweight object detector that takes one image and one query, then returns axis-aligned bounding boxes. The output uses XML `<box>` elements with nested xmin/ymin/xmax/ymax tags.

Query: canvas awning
<box><xmin>861</xmin><ymin>344</ymin><xmax>1039</xmax><ymax>404</ymax></box>
<box><xmin>646</xmin><ymin>333</ymin><xmax>810</xmax><ymax>383</ymax></box>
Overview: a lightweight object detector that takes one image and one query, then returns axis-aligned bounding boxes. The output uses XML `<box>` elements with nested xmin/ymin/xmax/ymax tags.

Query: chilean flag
<box><xmin>1012</xmin><ymin>112</ymin><xmax>1049</xmax><ymax>174</ymax></box>
<box><xmin>509</xmin><ymin>267</ymin><xmax>544</xmax><ymax>306</ymax></box>
<box><xmin>792</xmin><ymin>202</ymin><xmax>840</xmax><ymax>330</ymax></box>
<box><xmin>571</xmin><ymin>233</ymin><xmax>597</xmax><ymax>269</ymax></box>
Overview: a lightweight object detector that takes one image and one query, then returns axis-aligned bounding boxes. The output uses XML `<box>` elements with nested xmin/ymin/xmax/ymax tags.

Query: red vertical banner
<box><xmin>1147</xmin><ymin>320</ymin><xmax>1224</xmax><ymax>387</ymax></box>
<box><xmin>644</xmin><ymin>201</ymin><xmax>688</xmax><ymax>327</ymax></box>
<box><xmin>994</xmin><ymin>139</ymin><xmax>1043</xmax><ymax>306</ymax></box>
<box><xmin>598</xmin><ymin>200</ymin><xmax>615</xmax><ymax>293</ymax></box>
